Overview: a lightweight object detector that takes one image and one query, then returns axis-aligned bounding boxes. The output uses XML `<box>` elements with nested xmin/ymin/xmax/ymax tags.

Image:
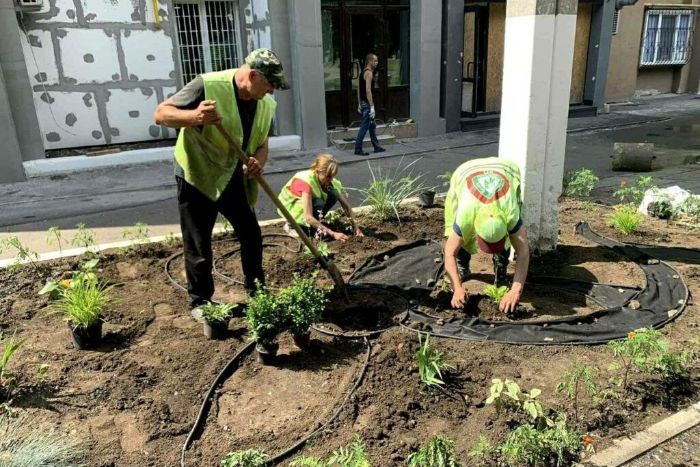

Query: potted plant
<box><xmin>199</xmin><ymin>302</ymin><xmax>237</xmax><ymax>339</ymax></box>
<box><xmin>419</xmin><ymin>188</ymin><xmax>436</xmax><ymax>208</ymax></box>
<box><xmin>245</xmin><ymin>285</ymin><xmax>283</xmax><ymax>365</ymax></box>
<box><xmin>280</xmin><ymin>273</ymin><xmax>328</xmax><ymax>350</ymax></box>
<box><xmin>53</xmin><ymin>278</ymin><xmax>110</xmax><ymax>349</ymax></box>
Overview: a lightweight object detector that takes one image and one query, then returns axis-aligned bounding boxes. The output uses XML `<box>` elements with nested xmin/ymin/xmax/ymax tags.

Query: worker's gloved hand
<box><xmin>332</xmin><ymin>231</ymin><xmax>349</xmax><ymax>242</ymax></box>
<box><xmin>369</xmin><ymin>106</ymin><xmax>376</xmax><ymax>119</ymax></box>
<box><xmin>196</xmin><ymin>99</ymin><xmax>220</xmax><ymax>125</ymax></box>
<box><xmin>499</xmin><ymin>288</ymin><xmax>521</xmax><ymax>314</ymax></box>
<box><xmin>244</xmin><ymin>156</ymin><xmax>263</xmax><ymax>178</ymax></box>
<box><xmin>451</xmin><ymin>286</ymin><xmax>468</xmax><ymax>309</ymax></box>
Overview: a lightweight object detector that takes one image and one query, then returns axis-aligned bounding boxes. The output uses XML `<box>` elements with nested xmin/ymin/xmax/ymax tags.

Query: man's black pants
<box><xmin>176</xmin><ymin>167</ymin><xmax>263</xmax><ymax>308</ymax></box>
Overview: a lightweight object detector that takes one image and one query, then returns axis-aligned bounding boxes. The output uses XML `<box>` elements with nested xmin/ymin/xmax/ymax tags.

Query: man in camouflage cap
<box><xmin>154</xmin><ymin>48</ymin><xmax>288</xmax><ymax>320</ymax></box>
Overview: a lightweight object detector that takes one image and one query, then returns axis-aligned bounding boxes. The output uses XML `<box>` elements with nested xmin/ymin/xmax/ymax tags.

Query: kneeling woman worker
<box><xmin>278</xmin><ymin>154</ymin><xmax>363</xmax><ymax>241</ymax></box>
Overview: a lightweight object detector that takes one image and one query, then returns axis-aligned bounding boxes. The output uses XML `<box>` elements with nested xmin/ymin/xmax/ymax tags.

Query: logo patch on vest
<box><xmin>466</xmin><ymin>171</ymin><xmax>510</xmax><ymax>203</ymax></box>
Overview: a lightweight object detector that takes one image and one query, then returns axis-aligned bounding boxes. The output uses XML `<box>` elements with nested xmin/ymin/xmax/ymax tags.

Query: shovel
<box><xmin>214</xmin><ymin>123</ymin><xmax>348</xmax><ymax>296</ymax></box>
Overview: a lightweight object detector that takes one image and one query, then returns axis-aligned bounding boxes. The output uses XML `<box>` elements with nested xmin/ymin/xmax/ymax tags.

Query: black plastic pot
<box><xmin>293</xmin><ymin>332</ymin><xmax>311</xmax><ymax>350</ymax></box>
<box><xmin>255</xmin><ymin>342</ymin><xmax>279</xmax><ymax>365</ymax></box>
<box><xmin>69</xmin><ymin>321</ymin><xmax>102</xmax><ymax>350</ymax></box>
<box><xmin>419</xmin><ymin>190</ymin><xmax>436</xmax><ymax>207</ymax></box>
<box><xmin>203</xmin><ymin>320</ymin><xmax>229</xmax><ymax>340</ymax></box>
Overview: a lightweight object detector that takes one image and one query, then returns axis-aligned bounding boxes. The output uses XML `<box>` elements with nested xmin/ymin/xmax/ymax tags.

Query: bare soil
<box><xmin>0</xmin><ymin>199</ymin><xmax>698</xmax><ymax>466</ymax></box>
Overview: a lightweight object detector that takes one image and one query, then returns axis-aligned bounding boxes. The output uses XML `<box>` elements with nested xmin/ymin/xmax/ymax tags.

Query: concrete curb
<box><xmin>579</xmin><ymin>401</ymin><xmax>700</xmax><ymax>467</ymax></box>
<box><xmin>22</xmin><ymin>135</ymin><xmax>302</xmax><ymax>178</ymax></box>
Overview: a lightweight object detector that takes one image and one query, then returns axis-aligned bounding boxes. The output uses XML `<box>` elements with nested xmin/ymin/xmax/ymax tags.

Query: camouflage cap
<box><xmin>245</xmin><ymin>48</ymin><xmax>290</xmax><ymax>90</ymax></box>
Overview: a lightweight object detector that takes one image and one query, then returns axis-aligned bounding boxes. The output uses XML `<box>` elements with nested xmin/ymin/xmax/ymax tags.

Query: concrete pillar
<box><xmin>0</xmin><ymin>4</ymin><xmax>43</xmax><ymax>165</ymax></box>
<box><xmin>441</xmin><ymin>0</ymin><xmax>465</xmax><ymax>133</ymax></box>
<box><xmin>410</xmin><ymin>0</ymin><xmax>446</xmax><ymax>137</ymax></box>
<box><xmin>288</xmin><ymin>0</ymin><xmax>327</xmax><ymax>150</ymax></box>
<box><xmin>269</xmin><ymin>0</ymin><xmax>297</xmax><ymax>136</ymax></box>
<box><xmin>498</xmin><ymin>0</ymin><xmax>578</xmax><ymax>252</ymax></box>
<box><xmin>584</xmin><ymin>0</ymin><xmax>615</xmax><ymax>107</ymax></box>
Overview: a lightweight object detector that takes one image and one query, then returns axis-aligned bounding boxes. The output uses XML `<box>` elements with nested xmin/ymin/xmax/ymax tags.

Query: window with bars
<box><xmin>612</xmin><ymin>9</ymin><xmax>619</xmax><ymax>35</ymax></box>
<box><xmin>173</xmin><ymin>1</ymin><xmax>243</xmax><ymax>85</ymax></box>
<box><xmin>640</xmin><ymin>9</ymin><xmax>694</xmax><ymax>66</ymax></box>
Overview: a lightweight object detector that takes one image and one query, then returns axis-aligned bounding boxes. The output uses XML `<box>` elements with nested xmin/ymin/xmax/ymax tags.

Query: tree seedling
<box><xmin>498</xmin><ymin>414</ymin><xmax>581</xmax><ymax>467</ymax></box>
<box><xmin>290</xmin><ymin>456</ymin><xmax>326</xmax><ymax>467</ymax></box>
<box><xmin>562</xmin><ymin>168</ymin><xmax>599</xmax><ymax>198</ymax></box>
<box><xmin>0</xmin><ymin>236</ymin><xmax>39</xmax><ymax>269</ymax></box>
<box><xmin>162</xmin><ymin>233</ymin><xmax>180</xmax><ymax>248</ymax></box>
<box><xmin>468</xmin><ymin>435</ymin><xmax>497</xmax><ymax>466</ymax></box>
<box><xmin>122</xmin><ymin>222</ymin><xmax>150</xmax><ymax>251</ymax></box>
<box><xmin>408</xmin><ymin>435</ymin><xmax>461</xmax><ymax>467</ymax></box>
<box><xmin>46</xmin><ymin>226</ymin><xmax>64</xmax><ymax>256</ymax></box>
<box><xmin>327</xmin><ymin>437</ymin><xmax>371</xmax><ymax>467</ymax></box>
<box><xmin>607</xmin><ymin>328</ymin><xmax>666</xmax><ymax>392</ymax></box>
<box><xmin>556</xmin><ymin>363</ymin><xmax>598</xmax><ymax>424</ymax></box>
<box><xmin>614</xmin><ymin>176</ymin><xmax>655</xmax><ymax>206</ymax></box>
<box><xmin>483</xmin><ymin>285</ymin><xmax>508</xmax><ymax>305</ymax></box>
<box><xmin>220</xmin><ymin>449</ymin><xmax>268</xmax><ymax>467</ymax></box>
<box><xmin>416</xmin><ymin>333</ymin><xmax>446</xmax><ymax>387</ymax></box>
<box><xmin>486</xmin><ymin>378</ymin><xmax>548</xmax><ymax>427</ymax></box>
<box><xmin>71</xmin><ymin>223</ymin><xmax>96</xmax><ymax>251</ymax></box>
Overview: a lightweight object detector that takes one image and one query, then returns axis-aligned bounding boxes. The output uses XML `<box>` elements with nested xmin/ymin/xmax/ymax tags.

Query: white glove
<box><xmin>357</xmin><ymin>104</ymin><xmax>362</xmax><ymax>114</ymax></box>
<box><xmin>369</xmin><ymin>106</ymin><xmax>376</xmax><ymax>119</ymax></box>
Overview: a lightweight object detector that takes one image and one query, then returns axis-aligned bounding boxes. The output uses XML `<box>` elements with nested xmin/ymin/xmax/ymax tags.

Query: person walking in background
<box><xmin>354</xmin><ymin>53</ymin><xmax>385</xmax><ymax>156</ymax></box>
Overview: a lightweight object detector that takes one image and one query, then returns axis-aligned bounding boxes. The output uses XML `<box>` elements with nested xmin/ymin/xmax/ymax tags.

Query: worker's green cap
<box><xmin>245</xmin><ymin>48</ymin><xmax>290</xmax><ymax>90</ymax></box>
<box><xmin>474</xmin><ymin>204</ymin><xmax>508</xmax><ymax>253</ymax></box>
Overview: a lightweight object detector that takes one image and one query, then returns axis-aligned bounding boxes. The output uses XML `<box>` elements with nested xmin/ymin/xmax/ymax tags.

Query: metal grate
<box><xmin>640</xmin><ymin>9</ymin><xmax>694</xmax><ymax>66</ymax></box>
<box><xmin>612</xmin><ymin>9</ymin><xmax>619</xmax><ymax>35</ymax></box>
<box><xmin>173</xmin><ymin>1</ymin><xmax>242</xmax><ymax>85</ymax></box>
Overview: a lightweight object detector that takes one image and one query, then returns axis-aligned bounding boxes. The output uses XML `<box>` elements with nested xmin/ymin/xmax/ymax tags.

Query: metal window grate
<box><xmin>174</xmin><ymin>1</ymin><xmax>242</xmax><ymax>85</ymax></box>
<box><xmin>612</xmin><ymin>9</ymin><xmax>619</xmax><ymax>35</ymax></box>
<box><xmin>640</xmin><ymin>9</ymin><xmax>694</xmax><ymax>66</ymax></box>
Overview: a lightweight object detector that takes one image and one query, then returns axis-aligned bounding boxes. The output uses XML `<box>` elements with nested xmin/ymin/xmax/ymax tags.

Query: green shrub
<box><xmin>220</xmin><ymin>449</ymin><xmax>268</xmax><ymax>467</ymax></box>
<box><xmin>483</xmin><ymin>285</ymin><xmax>508</xmax><ymax>305</ymax></box>
<box><xmin>52</xmin><ymin>277</ymin><xmax>110</xmax><ymax>328</ymax></box>
<box><xmin>608</xmin><ymin>328</ymin><xmax>667</xmax><ymax>391</ymax></box>
<box><xmin>279</xmin><ymin>273</ymin><xmax>328</xmax><ymax>337</ymax></box>
<box><xmin>499</xmin><ymin>416</ymin><xmax>581</xmax><ymax>467</ymax></box>
<box><xmin>200</xmin><ymin>302</ymin><xmax>237</xmax><ymax>324</ymax></box>
<box><xmin>327</xmin><ymin>438</ymin><xmax>371</xmax><ymax>467</ymax></box>
<box><xmin>245</xmin><ymin>283</ymin><xmax>284</xmax><ymax>348</ymax></box>
<box><xmin>556</xmin><ymin>363</ymin><xmax>598</xmax><ymax>424</ymax></box>
<box><xmin>408</xmin><ymin>435</ymin><xmax>461</xmax><ymax>467</ymax></box>
<box><xmin>290</xmin><ymin>456</ymin><xmax>326</xmax><ymax>467</ymax></box>
<box><xmin>563</xmin><ymin>168</ymin><xmax>599</xmax><ymax>198</ymax></box>
<box><xmin>353</xmin><ymin>159</ymin><xmax>426</xmax><ymax>223</ymax></box>
<box><xmin>416</xmin><ymin>333</ymin><xmax>446</xmax><ymax>387</ymax></box>
<box><xmin>0</xmin><ymin>414</ymin><xmax>84</xmax><ymax>467</ymax></box>
<box><xmin>676</xmin><ymin>195</ymin><xmax>700</xmax><ymax>226</ymax></box>
<box><xmin>608</xmin><ymin>204</ymin><xmax>643</xmax><ymax>235</ymax></box>
<box><xmin>614</xmin><ymin>176</ymin><xmax>655</xmax><ymax>206</ymax></box>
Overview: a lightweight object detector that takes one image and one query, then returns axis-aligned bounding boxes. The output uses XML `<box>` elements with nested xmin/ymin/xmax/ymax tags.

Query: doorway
<box><xmin>462</xmin><ymin>5</ymin><xmax>489</xmax><ymax>117</ymax></box>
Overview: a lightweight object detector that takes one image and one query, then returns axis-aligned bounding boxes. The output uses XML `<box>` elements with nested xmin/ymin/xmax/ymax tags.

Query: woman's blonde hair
<box><xmin>310</xmin><ymin>154</ymin><xmax>338</xmax><ymax>181</ymax></box>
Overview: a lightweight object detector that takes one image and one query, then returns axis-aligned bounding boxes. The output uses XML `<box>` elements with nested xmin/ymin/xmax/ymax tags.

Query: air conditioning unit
<box><xmin>15</xmin><ymin>0</ymin><xmax>43</xmax><ymax>11</ymax></box>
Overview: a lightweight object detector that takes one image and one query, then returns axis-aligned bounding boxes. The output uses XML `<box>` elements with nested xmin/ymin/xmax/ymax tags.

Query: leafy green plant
<box><xmin>327</xmin><ymin>437</ymin><xmax>371</xmax><ymax>467</ymax></box>
<box><xmin>483</xmin><ymin>285</ymin><xmax>508</xmax><ymax>305</ymax></box>
<box><xmin>556</xmin><ymin>363</ymin><xmax>598</xmax><ymax>423</ymax></box>
<box><xmin>647</xmin><ymin>199</ymin><xmax>673</xmax><ymax>220</ymax></box>
<box><xmin>437</xmin><ymin>171</ymin><xmax>453</xmax><ymax>189</ymax></box>
<box><xmin>218</xmin><ymin>216</ymin><xmax>233</xmax><ymax>235</ymax></box>
<box><xmin>608</xmin><ymin>204</ymin><xmax>643</xmax><ymax>235</ymax></box>
<box><xmin>676</xmin><ymin>194</ymin><xmax>700</xmax><ymax>226</ymax></box>
<box><xmin>122</xmin><ymin>222</ymin><xmax>150</xmax><ymax>250</ymax></box>
<box><xmin>407</xmin><ymin>435</ymin><xmax>461</xmax><ymax>467</ymax></box>
<box><xmin>290</xmin><ymin>456</ymin><xmax>326</xmax><ymax>467</ymax></box>
<box><xmin>322</xmin><ymin>210</ymin><xmax>352</xmax><ymax>233</ymax></box>
<box><xmin>36</xmin><ymin>363</ymin><xmax>50</xmax><ymax>380</ymax></box>
<box><xmin>467</xmin><ymin>435</ymin><xmax>497</xmax><ymax>465</ymax></box>
<box><xmin>607</xmin><ymin>328</ymin><xmax>667</xmax><ymax>391</ymax></box>
<box><xmin>39</xmin><ymin>258</ymin><xmax>99</xmax><ymax>301</ymax></box>
<box><xmin>220</xmin><ymin>449</ymin><xmax>268</xmax><ymax>467</ymax></box>
<box><xmin>486</xmin><ymin>378</ymin><xmax>546</xmax><ymax>426</ymax></box>
<box><xmin>499</xmin><ymin>415</ymin><xmax>581</xmax><ymax>467</ymax></box>
<box><xmin>52</xmin><ymin>277</ymin><xmax>110</xmax><ymax>328</ymax></box>
<box><xmin>353</xmin><ymin>159</ymin><xmax>426</xmax><ymax>223</ymax></box>
<box><xmin>245</xmin><ymin>282</ymin><xmax>284</xmax><ymax>348</ymax></box>
<box><xmin>45</xmin><ymin>226</ymin><xmax>64</xmax><ymax>256</ymax></box>
<box><xmin>305</xmin><ymin>240</ymin><xmax>331</xmax><ymax>259</ymax></box>
<box><xmin>0</xmin><ymin>334</ymin><xmax>25</xmax><ymax>398</ymax></box>
<box><xmin>0</xmin><ymin>414</ymin><xmax>84</xmax><ymax>467</ymax></box>
<box><xmin>162</xmin><ymin>233</ymin><xmax>180</xmax><ymax>248</ymax></box>
<box><xmin>563</xmin><ymin>168</ymin><xmax>599</xmax><ymax>198</ymax></box>
<box><xmin>71</xmin><ymin>223</ymin><xmax>96</xmax><ymax>251</ymax></box>
<box><xmin>614</xmin><ymin>176</ymin><xmax>655</xmax><ymax>206</ymax></box>
<box><xmin>0</xmin><ymin>236</ymin><xmax>39</xmax><ymax>269</ymax></box>
<box><xmin>199</xmin><ymin>302</ymin><xmax>237</xmax><ymax>324</ymax></box>
<box><xmin>416</xmin><ymin>333</ymin><xmax>446</xmax><ymax>387</ymax></box>
<box><xmin>279</xmin><ymin>272</ymin><xmax>328</xmax><ymax>337</ymax></box>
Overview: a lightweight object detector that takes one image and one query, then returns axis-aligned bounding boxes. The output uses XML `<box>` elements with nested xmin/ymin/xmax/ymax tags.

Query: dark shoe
<box><xmin>456</xmin><ymin>249</ymin><xmax>471</xmax><ymax>283</ymax></box>
<box><xmin>493</xmin><ymin>250</ymin><xmax>510</xmax><ymax>287</ymax></box>
<box><xmin>374</xmin><ymin>147</ymin><xmax>386</xmax><ymax>153</ymax></box>
<box><xmin>354</xmin><ymin>150</ymin><xmax>370</xmax><ymax>156</ymax></box>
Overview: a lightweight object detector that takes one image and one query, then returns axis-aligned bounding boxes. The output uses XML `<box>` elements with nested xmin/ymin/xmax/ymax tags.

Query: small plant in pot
<box><xmin>199</xmin><ymin>302</ymin><xmax>237</xmax><ymax>340</ymax></box>
<box><xmin>419</xmin><ymin>188</ymin><xmax>437</xmax><ymax>208</ymax></box>
<box><xmin>245</xmin><ymin>283</ymin><xmax>283</xmax><ymax>364</ymax></box>
<box><xmin>52</xmin><ymin>278</ymin><xmax>110</xmax><ymax>350</ymax></box>
<box><xmin>280</xmin><ymin>273</ymin><xmax>328</xmax><ymax>350</ymax></box>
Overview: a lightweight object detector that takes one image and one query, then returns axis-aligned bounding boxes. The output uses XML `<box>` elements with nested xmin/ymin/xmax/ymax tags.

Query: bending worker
<box><xmin>278</xmin><ymin>154</ymin><xmax>363</xmax><ymax>241</ymax></box>
<box><xmin>443</xmin><ymin>157</ymin><xmax>530</xmax><ymax>313</ymax></box>
<box><xmin>154</xmin><ymin>48</ymin><xmax>288</xmax><ymax>309</ymax></box>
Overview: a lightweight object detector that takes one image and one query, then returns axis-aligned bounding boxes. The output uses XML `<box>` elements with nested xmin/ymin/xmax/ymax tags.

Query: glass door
<box><xmin>347</xmin><ymin>12</ymin><xmax>383</xmax><ymax>126</ymax></box>
<box><xmin>462</xmin><ymin>5</ymin><xmax>488</xmax><ymax>117</ymax></box>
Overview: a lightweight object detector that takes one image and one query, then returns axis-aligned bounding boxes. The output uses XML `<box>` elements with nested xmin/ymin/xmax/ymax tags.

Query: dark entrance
<box><xmin>462</xmin><ymin>4</ymin><xmax>489</xmax><ymax>117</ymax></box>
<box><xmin>322</xmin><ymin>0</ymin><xmax>410</xmax><ymax>128</ymax></box>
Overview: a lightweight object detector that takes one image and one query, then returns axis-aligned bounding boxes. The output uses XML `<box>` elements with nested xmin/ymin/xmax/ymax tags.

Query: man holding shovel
<box><xmin>154</xmin><ymin>48</ymin><xmax>289</xmax><ymax>311</ymax></box>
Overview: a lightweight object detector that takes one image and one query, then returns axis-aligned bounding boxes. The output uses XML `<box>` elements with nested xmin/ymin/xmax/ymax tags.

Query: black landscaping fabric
<box><xmin>350</xmin><ymin>223</ymin><xmax>689</xmax><ymax>345</ymax></box>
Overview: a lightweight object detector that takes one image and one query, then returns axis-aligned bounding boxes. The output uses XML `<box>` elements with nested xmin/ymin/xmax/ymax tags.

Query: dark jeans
<box><xmin>354</xmin><ymin>101</ymin><xmax>381</xmax><ymax>153</ymax></box>
<box><xmin>456</xmin><ymin>248</ymin><xmax>511</xmax><ymax>287</ymax></box>
<box><xmin>176</xmin><ymin>167</ymin><xmax>263</xmax><ymax>308</ymax></box>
